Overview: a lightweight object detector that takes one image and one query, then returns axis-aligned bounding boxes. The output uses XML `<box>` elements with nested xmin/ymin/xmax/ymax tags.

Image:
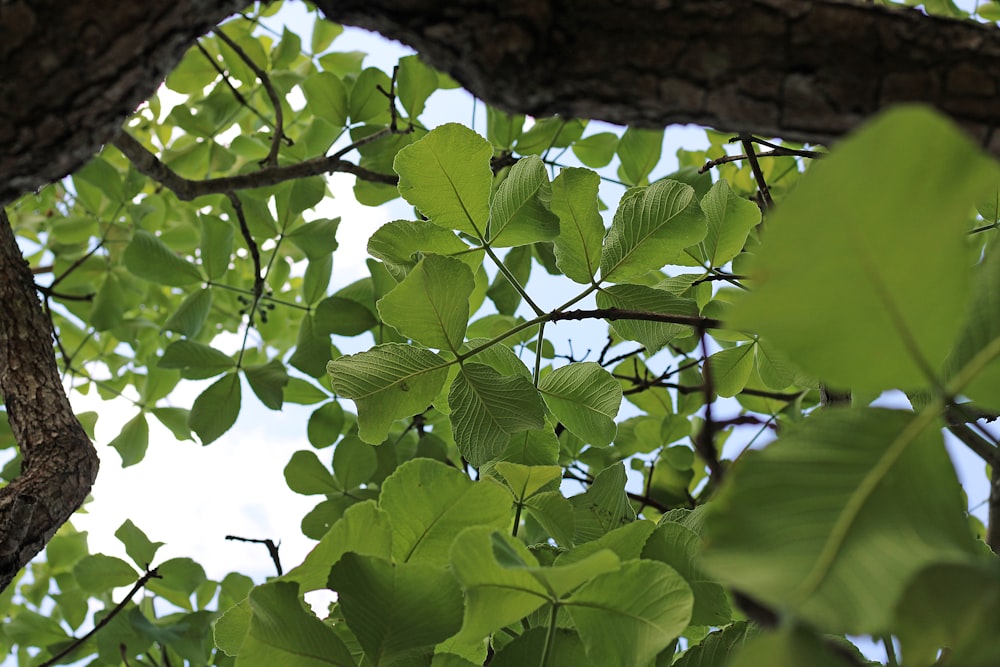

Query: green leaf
<box><xmin>282</xmin><ymin>501</ymin><xmax>393</xmax><ymax>592</ymax></box>
<box><xmin>200</xmin><ymin>215</ymin><xmax>234</xmax><ymax>280</ymax></box>
<box><xmin>570</xmin><ymin>463</ymin><xmax>636</xmax><ymax>544</ymax></box>
<box><xmin>673</xmin><ymin>622</ymin><xmax>758</xmax><ymax>667</ymax></box>
<box><xmin>394</xmin><ymin>123</ymin><xmax>493</xmax><ymax>236</ymax></box>
<box><xmin>244</xmin><ymin>358</ymin><xmax>289</xmax><ymax>410</ymax></box>
<box><xmin>328</xmin><ymin>344</ymin><xmax>450</xmax><ymax>444</ymax></box>
<box><xmin>523</xmin><ymin>491</ymin><xmax>575</xmax><ymax>547</ymax></box>
<box><xmin>550</xmin><ymin>167</ymin><xmax>604</xmax><ymax>284</ymax></box>
<box><xmin>397</xmin><ymin>55</ymin><xmax>438</xmax><ymax>118</ymax></box>
<box><xmin>238</xmin><ymin>581</ymin><xmax>356</xmax><ymax>666</ymax></box>
<box><xmin>285</xmin><ymin>450</ymin><xmax>339</xmax><ymax>495</ymax></box>
<box><xmin>377</xmin><ymin>255</ymin><xmax>474</xmax><ymax>352</ymax></box>
<box><xmin>91</xmin><ymin>272</ymin><xmax>126</xmax><ymax>331</ymax></box>
<box><xmin>538</xmin><ymin>362</ymin><xmax>621</xmax><ymax>446</ymax></box>
<box><xmin>729</xmin><ymin>107</ymin><xmax>999</xmax><ymax>392</ymax></box>
<box><xmin>124</xmin><ymin>230</ymin><xmax>202</xmax><ymax>286</ymax></box>
<box><xmin>494</xmin><ymin>462</ymin><xmax>562</xmax><ymax>501</ymax></box>
<box><xmin>486</xmin><ymin>106</ymin><xmax>524</xmax><ymax>150</ymax></box>
<box><xmin>702</xmin><ymin>407</ymin><xmax>978</xmax><ymax>633</ymax></box>
<box><xmin>699</xmin><ymin>178</ymin><xmax>760</xmax><ymax>265</ymax></box>
<box><xmin>115</xmin><ymin>520</ymin><xmax>164</xmax><ymax>570</ymax></box>
<box><xmin>145</xmin><ymin>557</ymin><xmax>206</xmax><ymax>610</ymax></box>
<box><xmin>946</xmin><ymin>247</ymin><xmax>1000</xmax><ymax>411</ymax></box>
<box><xmin>706</xmin><ymin>344</ymin><xmax>755</xmax><ymax>398</ymax></box>
<box><xmin>572</xmin><ymin>132</ymin><xmax>619</xmax><ymax>168</ymax></box>
<box><xmin>600</xmin><ymin>180</ymin><xmax>707</xmax><ymax>282</ymax></box>
<box><xmin>379</xmin><ymin>459</ymin><xmax>512</xmax><ymax>564</ymax></box>
<box><xmin>159</xmin><ymin>340</ymin><xmax>235</xmax><ymax>375</ymax></box>
<box><xmin>311</xmin><ymin>20</ymin><xmax>343</xmax><ymax>52</ymax></box>
<box><xmin>284</xmin><ymin>377</ymin><xmax>330</xmax><ymax>405</ymax></box>
<box><xmin>367</xmin><ymin>219</ymin><xmax>476</xmax><ymax>279</ymax></box>
<box><xmin>894</xmin><ymin>562</ymin><xmax>1000</xmax><ymax>667</ymax></box>
<box><xmin>349</xmin><ymin>68</ymin><xmax>392</xmax><ymax>124</ymax></box>
<box><xmin>301</xmin><ymin>72</ymin><xmax>348</xmax><ymax>128</ymax></box>
<box><xmin>189</xmin><ymin>372</ymin><xmax>242</xmax><ymax>445</ymax></box>
<box><xmin>565</xmin><ymin>560</ymin><xmax>693</xmax><ymax>667</ymax></box>
<box><xmin>449</xmin><ymin>363</ymin><xmax>546</xmax><ymax>466</ymax></box>
<box><xmin>642</xmin><ymin>522</ymin><xmax>731</xmax><ymax>626</ymax></box>
<box><xmin>302</xmin><ymin>253</ymin><xmax>332</xmax><ymax>305</ymax></box>
<box><xmin>287</xmin><ymin>217</ymin><xmax>341</xmax><ymax>260</ymax></box>
<box><xmin>307</xmin><ymin>401</ymin><xmax>345</xmax><ymax>448</ymax></box>
<box><xmin>328</xmin><ymin>554</ymin><xmax>464</xmax><ymax>664</ymax></box>
<box><xmin>152</xmin><ymin>407</ymin><xmax>194</xmax><ymax>441</ymax></box>
<box><xmin>728</xmin><ymin>626</ymin><xmax>857</xmax><ymax>667</ymax></box>
<box><xmin>595</xmin><ymin>284</ymin><xmax>699</xmax><ymax>353</ymax></box>
<box><xmin>314</xmin><ymin>296</ymin><xmax>377</xmax><ymax>337</ymax></box>
<box><xmin>74</xmin><ymin>554</ymin><xmax>137</xmax><ymax>594</ymax></box>
<box><xmin>108</xmin><ymin>412</ymin><xmax>150</xmax><ymax>468</ymax></box>
<box><xmin>617</xmin><ymin>127</ymin><xmax>664</xmax><ymax>185</ymax></box>
<box><xmin>289</xmin><ymin>313</ymin><xmax>333</xmax><ymax>378</ymax></box>
<box><xmin>491</xmin><ymin>628</ymin><xmax>595</xmax><ymax>667</ymax></box>
<box><xmin>486</xmin><ymin>155</ymin><xmax>559</xmax><ymax>247</ymax></box>
<box><xmin>332</xmin><ymin>434</ymin><xmax>377</xmax><ymax>490</ymax></box>
<box><xmin>164</xmin><ymin>287</ymin><xmax>213</xmax><ymax>337</ymax></box>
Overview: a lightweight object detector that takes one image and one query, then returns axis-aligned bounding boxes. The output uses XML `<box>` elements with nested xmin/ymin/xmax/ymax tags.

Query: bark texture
<box><xmin>315</xmin><ymin>0</ymin><xmax>1000</xmax><ymax>152</ymax></box>
<box><xmin>0</xmin><ymin>210</ymin><xmax>99</xmax><ymax>591</ymax></box>
<box><xmin>0</xmin><ymin>0</ymin><xmax>245</xmax><ymax>205</ymax></box>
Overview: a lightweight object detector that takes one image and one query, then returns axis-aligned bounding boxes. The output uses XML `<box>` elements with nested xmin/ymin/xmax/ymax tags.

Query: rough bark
<box><xmin>0</xmin><ymin>210</ymin><xmax>99</xmax><ymax>591</ymax></box>
<box><xmin>315</xmin><ymin>0</ymin><xmax>1000</xmax><ymax>152</ymax></box>
<box><xmin>0</xmin><ymin>0</ymin><xmax>245</xmax><ymax>206</ymax></box>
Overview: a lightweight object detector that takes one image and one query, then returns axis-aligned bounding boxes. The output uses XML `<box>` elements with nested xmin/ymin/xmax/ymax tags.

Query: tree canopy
<box><xmin>1</xmin><ymin>1</ymin><xmax>1000</xmax><ymax>666</ymax></box>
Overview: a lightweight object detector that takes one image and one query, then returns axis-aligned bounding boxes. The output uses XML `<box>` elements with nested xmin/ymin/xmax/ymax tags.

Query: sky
<box><xmin>37</xmin><ymin>2</ymin><xmax>998</xmax><ymax>661</ymax></box>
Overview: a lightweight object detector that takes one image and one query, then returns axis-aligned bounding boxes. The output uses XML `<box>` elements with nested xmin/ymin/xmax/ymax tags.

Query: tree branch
<box><xmin>112</xmin><ymin>131</ymin><xmax>398</xmax><ymax>200</ymax></box>
<box><xmin>0</xmin><ymin>208</ymin><xmax>99</xmax><ymax>592</ymax></box>
<box><xmin>315</xmin><ymin>0</ymin><xmax>1000</xmax><ymax>153</ymax></box>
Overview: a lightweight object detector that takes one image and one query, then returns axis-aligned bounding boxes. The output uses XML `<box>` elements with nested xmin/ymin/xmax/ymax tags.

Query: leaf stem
<box><xmin>482</xmin><ymin>243</ymin><xmax>544</xmax><ymax>316</ymax></box>
<box><xmin>538</xmin><ymin>602</ymin><xmax>559</xmax><ymax>667</ymax></box>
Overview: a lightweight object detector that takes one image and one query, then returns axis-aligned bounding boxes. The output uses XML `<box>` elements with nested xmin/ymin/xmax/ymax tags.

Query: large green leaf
<box><xmin>565</xmin><ymin>560</ymin><xmax>693</xmax><ymax>667</ymax></box>
<box><xmin>599</xmin><ymin>179</ymin><xmax>707</xmax><ymax>282</ymax></box>
<box><xmin>538</xmin><ymin>362</ymin><xmax>621</xmax><ymax>446</ymax></box>
<box><xmin>894</xmin><ymin>562</ymin><xmax>1000</xmax><ymax>667</ymax></box>
<box><xmin>706</xmin><ymin>344</ymin><xmax>755</xmax><ymax>398</ymax></box>
<box><xmin>108</xmin><ymin>412</ymin><xmax>150</xmax><ymax>468</ymax></box>
<box><xmin>282</xmin><ymin>501</ymin><xmax>393</xmax><ymax>592</ymax></box>
<box><xmin>449</xmin><ymin>362</ymin><xmax>546</xmax><ymax>466</ymax></box>
<box><xmin>617</xmin><ymin>127</ymin><xmax>664</xmax><ymax>185</ymax></box>
<box><xmin>367</xmin><ymin>219</ymin><xmax>477</xmax><ymax>279</ymax></box>
<box><xmin>301</xmin><ymin>72</ymin><xmax>349</xmax><ymax>128</ymax></box>
<box><xmin>238</xmin><ymin>581</ymin><xmax>355</xmax><ymax>667</ymax></box>
<box><xmin>377</xmin><ymin>255</ymin><xmax>474</xmax><ymax>352</ymax></box>
<box><xmin>486</xmin><ymin>155</ymin><xmax>559</xmax><ymax>247</ymax></box>
<box><xmin>124</xmin><ymin>230</ymin><xmax>202</xmax><ymax>286</ymax></box>
<box><xmin>328</xmin><ymin>554</ymin><xmax>464</xmax><ymax>665</ymax></box>
<box><xmin>728</xmin><ymin>626</ymin><xmax>858</xmax><ymax>667</ymax></box>
<box><xmin>379</xmin><ymin>459</ymin><xmax>512</xmax><ymax>564</ymax></box>
<box><xmin>394</xmin><ymin>123</ymin><xmax>493</xmax><ymax>236</ymax></box>
<box><xmin>328</xmin><ymin>344</ymin><xmax>450</xmax><ymax>444</ymax></box>
<box><xmin>945</xmin><ymin>246</ymin><xmax>1000</xmax><ymax>411</ymax></box>
<box><xmin>595</xmin><ymin>284</ymin><xmax>699</xmax><ymax>353</ymax></box>
<box><xmin>569</xmin><ymin>463</ymin><xmax>636</xmax><ymax>544</ymax></box>
<box><xmin>641</xmin><ymin>521</ymin><xmax>731</xmax><ymax>626</ymax></box>
<box><xmin>702</xmin><ymin>407</ymin><xmax>978</xmax><ymax>633</ymax></box>
<box><xmin>729</xmin><ymin>107</ymin><xmax>999</xmax><ymax>392</ymax></box>
<box><xmin>397</xmin><ymin>54</ymin><xmax>438</xmax><ymax>119</ymax></box>
<box><xmin>550</xmin><ymin>167</ymin><xmax>604</xmax><ymax>284</ymax></box>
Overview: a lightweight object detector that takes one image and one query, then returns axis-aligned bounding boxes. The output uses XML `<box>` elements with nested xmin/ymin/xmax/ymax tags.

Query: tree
<box><xmin>1</xmin><ymin>0</ymin><xmax>999</xmax><ymax>665</ymax></box>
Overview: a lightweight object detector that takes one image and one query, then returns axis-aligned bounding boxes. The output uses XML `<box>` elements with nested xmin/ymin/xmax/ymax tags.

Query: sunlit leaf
<box><xmin>538</xmin><ymin>362</ymin><xmax>621</xmax><ymax>446</ymax></box>
<box><xmin>730</xmin><ymin>107</ymin><xmax>999</xmax><ymax>392</ymax></box>
<box><xmin>703</xmin><ymin>407</ymin><xmax>978</xmax><ymax>633</ymax></box>
<box><xmin>487</xmin><ymin>155</ymin><xmax>559</xmax><ymax>247</ymax></box>
<box><xmin>600</xmin><ymin>180</ymin><xmax>707</xmax><ymax>282</ymax></box>
<box><xmin>124</xmin><ymin>230</ymin><xmax>202</xmax><ymax>286</ymax></box>
<box><xmin>189</xmin><ymin>372</ymin><xmax>241</xmax><ymax>445</ymax></box>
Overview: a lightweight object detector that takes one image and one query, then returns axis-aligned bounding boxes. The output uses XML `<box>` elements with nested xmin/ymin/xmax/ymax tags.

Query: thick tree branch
<box><xmin>0</xmin><ymin>0</ymin><xmax>246</xmax><ymax>205</ymax></box>
<box><xmin>316</xmin><ymin>0</ymin><xmax>1000</xmax><ymax>152</ymax></box>
<box><xmin>0</xmin><ymin>209</ymin><xmax>99</xmax><ymax>592</ymax></box>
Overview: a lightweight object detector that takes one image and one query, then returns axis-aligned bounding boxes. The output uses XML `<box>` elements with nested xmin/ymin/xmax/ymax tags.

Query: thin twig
<box><xmin>226</xmin><ymin>535</ymin><xmax>282</xmax><ymax>576</ymax></box>
<box><xmin>213</xmin><ymin>27</ymin><xmax>285</xmax><ymax>167</ymax></box>
<box><xmin>195</xmin><ymin>42</ymin><xmax>286</xmax><ymax>142</ymax></box>
<box><xmin>739</xmin><ymin>131</ymin><xmax>774</xmax><ymax>210</ymax></box>
<box><xmin>549</xmin><ymin>307</ymin><xmax>723</xmax><ymax>330</ymax></box>
<box><xmin>39</xmin><ymin>568</ymin><xmax>161</xmax><ymax>667</ymax></box>
<box><xmin>694</xmin><ymin>325</ymin><xmax>725</xmax><ymax>481</ymax></box>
